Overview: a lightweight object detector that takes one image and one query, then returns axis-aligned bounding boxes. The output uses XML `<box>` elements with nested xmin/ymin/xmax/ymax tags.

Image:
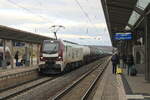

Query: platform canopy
<box><xmin>101</xmin><ymin>0</ymin><xmax>138</xmax><ymax>46</ymax></box>
<box><xmin>0</xmin><ymin>25</ymin><xmax>53</xmax><ymax>43</ymax></box>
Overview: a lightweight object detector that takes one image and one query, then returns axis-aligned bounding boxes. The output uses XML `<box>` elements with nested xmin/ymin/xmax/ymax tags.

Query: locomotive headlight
<box><xmin>40</xmin><ymin>56</ymin><xmax>44</xmax><ymax>61</ymax></box>
<box><xmin>50</xmin><ymin>41</ymin><xmax>54</xmax><ymax>43</ymax></box>
<box><xmin>57</xmin><ymin>56</ymin><xmax>63</xmax><ymax>61</ymax></box>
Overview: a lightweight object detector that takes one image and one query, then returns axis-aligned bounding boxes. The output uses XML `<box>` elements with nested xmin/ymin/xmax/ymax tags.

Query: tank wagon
<box><xmin>39</xmin><ymin>39</ymin><xmax>105</xmax><ymax>74</ymax></box>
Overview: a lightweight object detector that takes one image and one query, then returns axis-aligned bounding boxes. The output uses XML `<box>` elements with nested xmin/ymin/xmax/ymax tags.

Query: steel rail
<box><xmin>52</xmin><ymin>59</ymin><xmax>108</xmax><ymax>100</ymax></box>
<box><xmin>0</xmin><ymin>77</ymin><xmax>56</xmax><ymax>100</ymax></box>
<box><xmin>81</xmin><ymin>59</ymin><xmax>110</xmax><ymax>100</ymax></box>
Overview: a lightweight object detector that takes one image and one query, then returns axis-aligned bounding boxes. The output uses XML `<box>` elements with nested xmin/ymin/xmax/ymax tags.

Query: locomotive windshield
<box><xmin>42</xmin><ymin>42</ymin><xmax>59</xmax><ymax>54</ymax></box>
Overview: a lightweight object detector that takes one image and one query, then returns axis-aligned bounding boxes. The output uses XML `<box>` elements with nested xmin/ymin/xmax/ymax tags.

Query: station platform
<box><xmin>93</xmin><ymin>62</ymin><xmax>120</xmax><ymax>100</ymax></box>
<box><xmin>122</xmin><ymin>71</ymin><xmax>150</xmax><ymax>100</ymax></box>
<box><xmin>0</xmin><ymin>64</ymin><xmax>42</xmax><ymax>91</ymax></box>
<box><xmin>93</xmin><ymin>62</ymin><xmax>150</xmax><ymax>100</ymax></box>
<box><xmin>0</xmin><ymin>65</ymin><xmax>38</xmax><ymax>78</ymax></box>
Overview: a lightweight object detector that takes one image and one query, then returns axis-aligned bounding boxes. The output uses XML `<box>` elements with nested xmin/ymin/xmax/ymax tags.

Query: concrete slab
<box><xmin>126</xmin><ymin>94</ymin><xmax>144</xmax><ymax>99</ymax></box>
<box><xmin>0</xmin><ymin>65</ymin><xmax>38</xmax><ymax>78</ymax></box>
<box><xmin>121</xmin><ymin>68</ymin><xmax>150</xmax><ymax>100</ymax></box>
<box><xmin>93</xmin><ymin>62</ymin><xmax>124</xmax><ymax>100</ymax></box>
<box><xmin>122</xmin><ymin>71</ymin><xmax>150</xmax><ymax>94</ymax></box>
<box><xmin>0</xmin><ymin>63</ymin><xmax>42</xmax><ymax>91</ymax></box>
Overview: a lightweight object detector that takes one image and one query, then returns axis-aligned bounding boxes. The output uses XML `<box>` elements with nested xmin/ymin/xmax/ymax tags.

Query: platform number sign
<box><xmin>13</xmin><ymin>42</ymin><xmax>25</xmax><ymax>47</ymax></box>
<box><xmin>114</xmin><ymin>33</ymin><xmax>132</xmax><ymax>40</ymax></box>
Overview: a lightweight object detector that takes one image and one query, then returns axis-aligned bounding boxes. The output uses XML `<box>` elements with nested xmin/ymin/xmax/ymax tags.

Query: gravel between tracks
<box><xmin>10</xmin><ymin>57</ymin><xmax>108</xmax><ymax>100</ymax></box>
<box><xmin>54</xmin><ymin>58</ymin><xmax>109</xmax><ymax>100</ymax></box>
<box><xmin>58</xmin><ymin>66</ymin><xmax>104</xmax><ymax>100</ymax></box>
<box><xmin>0</xmin><ymin>77</ymin><xmax>53</xmax><ymax>99</ymax></box>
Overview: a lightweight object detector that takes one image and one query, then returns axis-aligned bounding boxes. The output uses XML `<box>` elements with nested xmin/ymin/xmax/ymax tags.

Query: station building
<box><xmin>0</xmin><ymin>25</ymin><xmax>52</xmax><ymax>69</ymax></box>
<box><xmin>101</xmin><ymin>0</ymin><xmax>150</xmax><ymax>82</ymax></box>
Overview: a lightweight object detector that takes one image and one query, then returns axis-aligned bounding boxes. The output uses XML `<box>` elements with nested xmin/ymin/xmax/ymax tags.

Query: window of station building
<box><xmin>0</xmin><ymin>39</ymin><xmax>3</xmax><ymax>46</ymax></box>
<box><xmin>136</xmin><ymin>51</ymin><xmax>144</xmax><ymax>64</ymax></box>
<box><xmin>136</xmin><ymin>0</ymin><xmax>150</xmax><ymax>10</ymax></box>
<box><xmin>0</xmin><ymin>39</ymin><xmax>12</xmax><ymax>68</ymax></box>
<box><xmin>136</xmin><ymin>52</ymin><xmax>141</xmax><ymax>64</ymax></box>
<box><xmin>128</xmin><ymin>11</ymin><xmax>141</xmax><ymax>26</ymax></box>
<box><xmin>13</xmin><ymin>41</ymin><xmax>27</xmax><ymax>67</ymax></box>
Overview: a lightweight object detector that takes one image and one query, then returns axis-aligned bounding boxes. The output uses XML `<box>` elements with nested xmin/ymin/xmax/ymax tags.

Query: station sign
<box><xmin>114</xmin><ymin>33</ymin><xmax>132</xmax><ymax>40</ymax></box>
<box><xmin>13</xmin><ymin>42</ymin><xmax>25</xmax><ymax>47</ymax></box>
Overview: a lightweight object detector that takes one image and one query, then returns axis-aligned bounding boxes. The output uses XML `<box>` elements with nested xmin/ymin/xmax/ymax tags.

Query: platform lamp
<box><xmin>49</xmin><ymin>25</ymin><xmax>65</xmax><ymax>40</ymax></box>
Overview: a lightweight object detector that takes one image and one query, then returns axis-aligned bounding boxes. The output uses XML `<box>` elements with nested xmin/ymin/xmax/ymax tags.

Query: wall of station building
<box><xmin>133</xmin><ymin>45</ymin><xmax>144</xmax><ymax>74</ymax></box>
<box><xmin>0</xmin><ymin>39</ymin><xmax>41</xmax><ymax>69</ymax></box>
<box><xmin>118</xmin><ymin>36</ymin><xmax>145</xmax><ymax>74</ymax></box>
<box><xmin>117</xmin><ymin>11</ymin><xmax>150</xmax><ymax>81</ymax></box>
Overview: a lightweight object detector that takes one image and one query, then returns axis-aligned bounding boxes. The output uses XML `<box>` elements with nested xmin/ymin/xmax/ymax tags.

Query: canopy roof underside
<box><xmin>101</xmin><ymin>0</ymin><xmax>137</xmax><ymax>46</ymax></box>
<box><xmin>0</xmin><ymin>25</ymin><xmax>52</xmax><ymax>43</ymax></box>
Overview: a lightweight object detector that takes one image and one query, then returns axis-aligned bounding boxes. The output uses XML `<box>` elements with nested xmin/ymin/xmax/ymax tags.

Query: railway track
<box><xmin>0</xmin><ymin>76</ymin><xmax>56</xmax><ymax>99</ymax></box>
<box><xmin>51</xmin><ymin>58</ymin><xmax>110</xmax><ymax>100</ymax></box>
<box><xmin>3</xmin><ymin>57</ymin><xmax>109</xmax><ymax>100</ymax></box>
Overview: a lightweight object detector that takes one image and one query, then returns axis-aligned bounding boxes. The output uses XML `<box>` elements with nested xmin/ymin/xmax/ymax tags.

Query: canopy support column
<box><xmin>145</xmin><ymin>13</ymin><xmax>150</xmax><ymax>81</ymax></box>
<box><xmin>6</xmin><ymin>40</ymin><xmax>14</xmax><ymax>68</ymax></box>
<box><xmin>37</xmin><ymin>44</ymin><xmax>40</xmax><ymax>65</ymax></box>
<box><xmin>3</xmin><ymin>39</ymin><xmax>6</xmax><ymax>68</ymax></box>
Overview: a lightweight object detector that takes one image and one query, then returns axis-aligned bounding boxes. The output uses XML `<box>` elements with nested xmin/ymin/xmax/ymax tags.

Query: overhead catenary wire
<box><xmin>86</xmin><ymin>0</ymin><xmax>107</xmax><ymax>35</ymax></box>
<box><xmin>6</xmin><ymin>0</ymin><xmax>101</xmax><ymax>36</ymax></box>
<box><xmin>74</xmin><ymin>0</ymin><xmax>93</xmax><ymax>24</ymax></box>
<box><xmin>74</xmin><ymin>0</ymin><xmax>99</xmax><ymax>33</ymax></box>
<box><xmin>34</xmin><ymin>0</ymin><xmax>92</xmax><ymax>35</ymax></box>
<box><xmin>97</xmin><ymin>0</ymin><xmax>107</xmax><ymax>35</ymax></box>
<box><xmin>7</xmin><ymin>0</ymin><xmax>54</xmax><ymax>23</ymax></box>
<box><xmin>36</xmin><ymin>0</ymin><xmax>64</xmax><ymax>19</ymax></box>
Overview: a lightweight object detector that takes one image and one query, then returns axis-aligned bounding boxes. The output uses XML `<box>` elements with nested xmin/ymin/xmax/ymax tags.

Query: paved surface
<box><xmin>93</xmin><ymin>62</ymin><xmax>150</xmax><ymax>100</ymax></box>
<box><xmin>122</xmin><ymin>72</ymin><xmax>150</xmax><ymax>100</ymax></box>
<box><xmin>10</xmin><ymin>59</ymin><xmax>104</xmax><ymax>100</ymax></box>
<box><xmin>93</xmin><ymin>62</ymin><xmax>123</xmax><ymax>100</ymax></box>
<box><xmin>0</xmin><ymin>64</ymin><xmax>39</xmax><ymax>77</ymax></box>
<box><xmin>124</xmin><ymin>73</ymin><xmax>150</xmax><ymax>95</ymax></box>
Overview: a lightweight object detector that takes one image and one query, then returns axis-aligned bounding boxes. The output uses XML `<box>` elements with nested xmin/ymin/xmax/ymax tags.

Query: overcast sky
<box><xmin>0</xmin><ymin>0</ymin><xmax>111</xmax><ymax>46</ymax></box>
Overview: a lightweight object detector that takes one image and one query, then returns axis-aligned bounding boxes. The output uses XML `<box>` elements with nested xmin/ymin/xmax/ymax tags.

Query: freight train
<box><xmin>39</xmin><ymin>39</ymin><xmax>106</xmax><ymax>74</ymax></box>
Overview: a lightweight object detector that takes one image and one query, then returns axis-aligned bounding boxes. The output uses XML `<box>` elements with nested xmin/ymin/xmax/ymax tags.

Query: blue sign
<box><xmin>13</xmin><ymin>42</ymin><xmax>25</xmax><ymax>47</ymax></box>
<box><xmin>114</xmin><ymin>33</ymin><xmax>132</xmax><ymax>40</ymax></box>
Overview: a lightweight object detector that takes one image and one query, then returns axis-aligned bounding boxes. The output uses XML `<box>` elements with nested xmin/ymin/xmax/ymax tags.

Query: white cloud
<box><xmin>0</xmin><ymin>9</ymin><xmax>44</xmax><ymax>24</ymax></box>
<box><xmin>0</xmin><ymin>0</ymin><xmax>111</xmax><ymax>46</ymax></box>
<box><xmin>57</xmin><ymin>34</ymin><xmax>102</xmax><ymax>40</ymax></box>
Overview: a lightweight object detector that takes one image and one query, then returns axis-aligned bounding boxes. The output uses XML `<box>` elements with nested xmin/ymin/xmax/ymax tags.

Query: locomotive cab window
<box><xmin>43</xmin><ymin>41</ymin><xmax>59</xmax><ymax>54</ymax></box>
